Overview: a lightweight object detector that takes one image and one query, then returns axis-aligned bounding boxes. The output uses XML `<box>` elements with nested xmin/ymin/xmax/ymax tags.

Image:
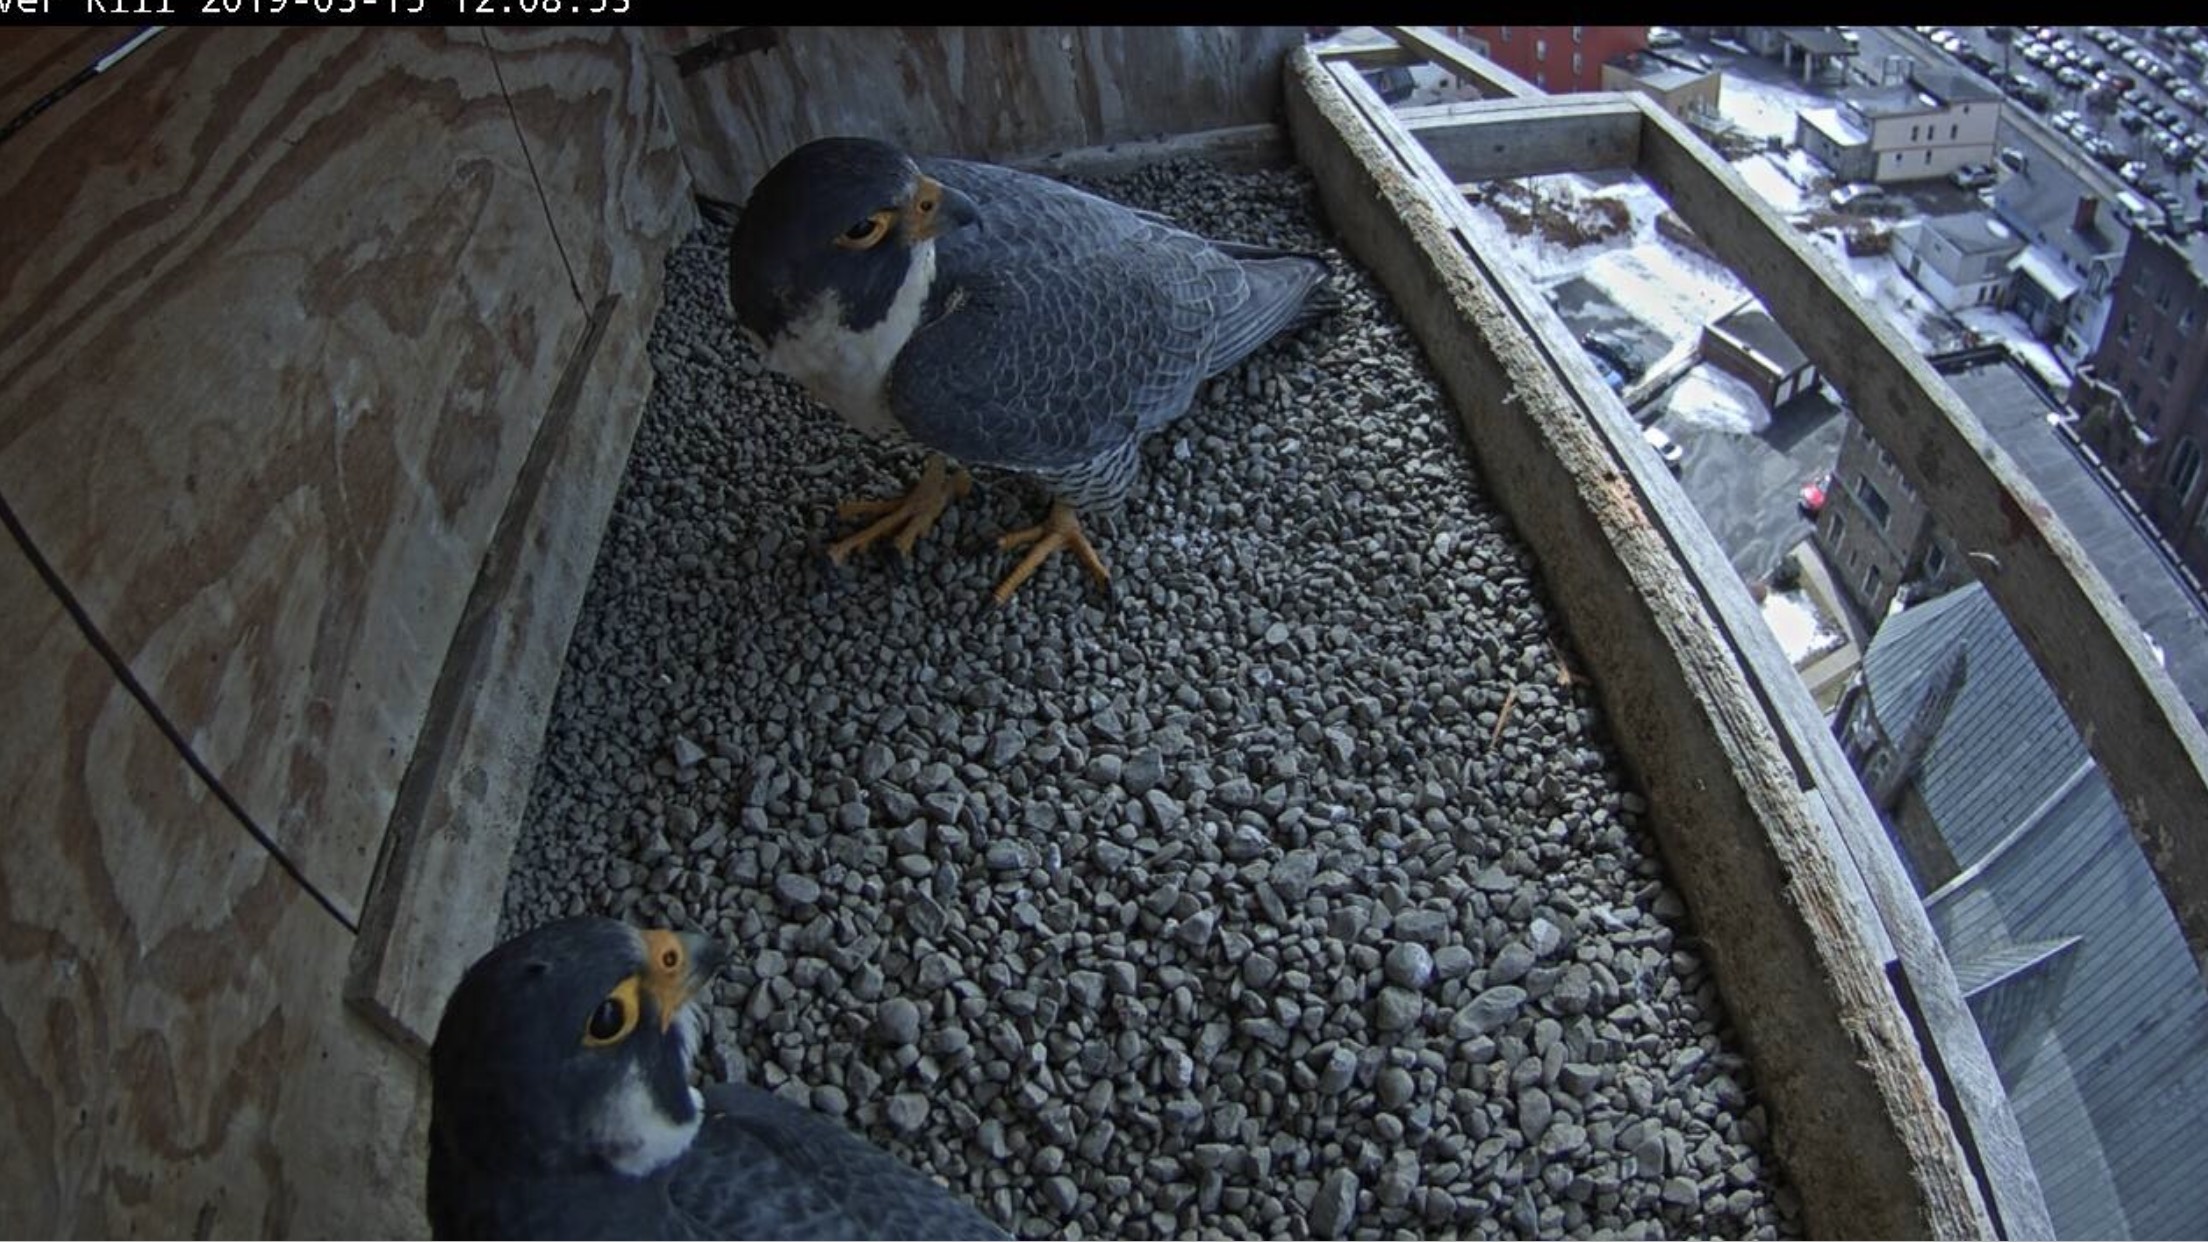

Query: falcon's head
<box><xmin>428</xmin><ymin>917</ymin><xmax>729</xmax><ymax>1198</ymax></box>
<box><xmin>726</xmin><ymin>136</ymin><xmax>979</xmax><ymax>362</ymax></box>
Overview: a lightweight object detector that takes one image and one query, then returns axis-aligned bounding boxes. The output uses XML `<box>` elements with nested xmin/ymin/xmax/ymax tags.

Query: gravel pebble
<box><xmin>501</xmin><ymin>156</ymin><xmax>1801</xmax><ymax>1242</ymax></box>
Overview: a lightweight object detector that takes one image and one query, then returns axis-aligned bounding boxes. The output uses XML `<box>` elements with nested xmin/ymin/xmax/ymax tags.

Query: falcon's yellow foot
<box><xmin>826</xmin><ymin>453</ymin><xmax>972</xmax><ymax>566</ymax></box>
<box><xmin>993</xmin><ymin>500</ymin><xmax>1111</xmax><ymax>606</ymax></box>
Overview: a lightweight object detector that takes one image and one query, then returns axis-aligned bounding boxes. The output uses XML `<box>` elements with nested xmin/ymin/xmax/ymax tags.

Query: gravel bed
<box><xmin>502</xmin><ymin>157</ymin><xmax>1802</xmax><ymax>1240</ymax></box>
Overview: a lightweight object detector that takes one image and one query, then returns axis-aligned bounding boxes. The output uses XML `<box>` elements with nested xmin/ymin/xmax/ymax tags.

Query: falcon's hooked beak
<box><xmin>905</xmin><ymin>175</ymin><xmax>979</xmax><ymax>242</ymax></box>
<box><xmin>638</xmin><ymin>928</ymin><xmax>727</xmax><ymax>1032</ymax></box>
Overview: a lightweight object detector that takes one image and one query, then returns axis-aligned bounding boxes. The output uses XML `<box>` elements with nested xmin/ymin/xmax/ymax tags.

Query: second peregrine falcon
<box><xmin>427</xmin><ymin>916</ymin><xmax>1007</xmax><ymax>1239</ymax></box>
<box><xmin>728</xmin><ymin>135</ymin><xmax>1334</xmax><ymax>604</ymax></box>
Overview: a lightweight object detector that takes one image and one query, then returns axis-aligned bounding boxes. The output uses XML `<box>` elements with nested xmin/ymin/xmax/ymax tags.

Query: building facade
<box><xmin>1814</xmin><ymin>413</ymin><xmax>1957</xmax><ymax>618</ymax></box>
<box><xmin>1599</xmin><ymin>51</ymin><xmax>1722</xmax><ymax>123</ymax></box>
<box><xmin>1453</xmin><ymin>26</ymin><xmax>1647</xmax><ymax>95</ymax></box>
<box><xmin>2071</xmin><ymin>230</ymin><xmax>2208</xmax><ymax>584</ymax></box>
<box><xmin>1802</xmin><ymin>70</ymin><xmax>2002</xmax><ymax>186</ymax></box>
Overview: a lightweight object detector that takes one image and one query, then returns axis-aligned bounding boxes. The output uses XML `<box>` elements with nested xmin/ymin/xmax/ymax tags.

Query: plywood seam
<box><xmin>0</xmin><ymin>482</ymin><xmax>358</xmax><ymax>934</ymax></box>
<box><xmin>480</xmin><ymin>29</ymin><xmax>585</xmax><ymax>309</ymax></box>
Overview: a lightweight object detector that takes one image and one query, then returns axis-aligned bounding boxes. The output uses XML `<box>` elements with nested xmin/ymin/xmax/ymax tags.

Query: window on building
<box><xmin>1925</xmin><ymin>542</ymin><xmax>1946</xmax><ymax>579</ymax></box>
<box><xmin>1572</xmin><ymin>25</ymin><xmax>1583</xmax><ymax>42</ymax></box>
<box><xmin>1925</xmin><ymin>149</ymin><xmax>1934</xmax><ymax>164</ymax></box>
<box><xmin>1573</xmin><ymin>51</ymin><xmax>1583</xmax><ymax>76</ymax></box>
<box><xmin>2164</xmin><ymin>353</ymin><xmax>2180</xmax><ymax>381</ymax></box>
<box><xmin>1535</xmin><ymin>70</ymin><xmax>1547</xmax><ymax>88</ymax></box>
<box><xmin>1536</xmin><ymin>37</ymin><xmax>1547</xmax><ymax>60</ymax></box>
<box><xmin>1501</xmin><ymin>26</ymin><xmax>1512</xmax><ymax>42</ymax></box>
<box><xmin>1950</xmin><ymin>123</ymin><xmax>1959</xmax><ymax>139</ymax></box>
<box><xmin>1865</xmin><ymin>562</ymin><xmax>1884</xmax><ymax>600</ymax></box>
<box><xmin>2182</xmin><ymin>307</ymin><xmax>2198</xmax><ymax>336</ymax></box>
<box><xmin>2121</xmin><ymin>312</ymin><xmax>2137</xmax><ymax>342</ymax></box>
<box><xmin>2146</xmin><ymin>400</ymin><xmax>2163</xmax><ymax>429</ymax></box>
<box><xmin>1829</xmin><ymin>507</ymin><xmax>1848</xmax><ymax>546</ymax></box>
<box><xmin>1893</xmin><ymin>151</ymin><xmax>1905</xmax><ymax>165</ymax></box>
<box><xmin>2171</xmin><ymin>438</ymin><xmax>2203</xmax><ymax>503</ymax></box>
<box><xmin>1857</xmin><ymin>475</ymin><xmax>1892</xmax><ymax>528</ymax></box>
<box><xmin>1911</xmin><ymin>124</ymin><xmax>1920</xmax><ymax>141</ymax></box>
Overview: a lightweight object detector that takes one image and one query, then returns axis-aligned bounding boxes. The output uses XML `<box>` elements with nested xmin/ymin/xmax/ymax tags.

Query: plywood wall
<box><xmin>0</xmin><ymin>25</ymin><xmax>688</xmax><ymax>1237</ymax></box>
<box><xmin>644</xmin><ymin>25</ymin><xmax>1302</xmax><ymax>202</ymax></box>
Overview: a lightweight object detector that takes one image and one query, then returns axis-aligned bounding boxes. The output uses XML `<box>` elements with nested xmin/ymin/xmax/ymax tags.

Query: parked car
<box><xmin>1999</xmin><ymin>145</ymin><xmax>2031</xmax><ymax>172</ymax></box>
<box><xmin>1950</xmin><ymin>162</ymin><xmax>1999</xmax><ymax>189</ymax></box>
<box><xmin>1799</xmin><ymin>472</ymin><xmax>1833</xmax><ymax>518</ymax></box>
<box><xmin>1648</xmin><ymin>26</ymin><xmax>1684</xmax><ymax>48</ymax></box>
<box><xmin>1642</xmin><ymin>426</ymin><xmax>1684</xmax><ymax>472</ymax></box>
<box><xmin>1829</xmin><ymin>182</ymin><xmax>1888</xmax><ymax>211</ymax></box>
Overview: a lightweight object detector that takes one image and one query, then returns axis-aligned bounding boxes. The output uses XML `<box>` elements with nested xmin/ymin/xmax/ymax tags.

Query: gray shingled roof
<box><xmin>1863</xmin><ymin>584</ymin><xmax>2208</xmax><ymax>1239</ymax></box>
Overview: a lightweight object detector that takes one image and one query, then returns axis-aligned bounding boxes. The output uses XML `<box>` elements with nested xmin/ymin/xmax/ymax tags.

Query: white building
<box><xmin>1799</xmin><ymin>69</ymin><xmax>2002</xmax><ymax>185</ymax></box>
<box><xmin>1893</xmin><ymin>212</ymin><xmax>2027</xmax><ymax>310</ymax></box>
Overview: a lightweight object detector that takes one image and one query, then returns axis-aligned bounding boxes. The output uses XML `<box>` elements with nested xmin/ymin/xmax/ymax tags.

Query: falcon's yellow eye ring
<box><xmin>835</xmin><ymin>210</ymin><xmax>896</xmax><ymax>250</ymax></box>
<box><xmin>583</xmin><ymin>976</ymin><xmax>643</xmax><ymax>1047</ymax></box>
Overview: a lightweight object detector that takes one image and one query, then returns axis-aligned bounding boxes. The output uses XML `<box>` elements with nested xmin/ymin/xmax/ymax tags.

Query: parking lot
<box><xmin>1897</xmin><ymin>25</ymin><xmax>2208</xmax><ymax>236</ymax></box>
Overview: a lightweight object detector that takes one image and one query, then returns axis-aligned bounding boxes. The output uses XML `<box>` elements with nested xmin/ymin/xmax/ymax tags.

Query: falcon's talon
<box><xmin>991</xmin><ymin>500</ymin><xmax>1109</xmax><ymax>606</ymax></box>
<box><xmin>824</xmin><ymin>452</ymin><xmax>967</xmax><ymax>566</ymax></box>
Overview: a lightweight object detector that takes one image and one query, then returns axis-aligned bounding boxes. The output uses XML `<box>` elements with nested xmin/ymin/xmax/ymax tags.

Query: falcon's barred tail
<box><xmin>1203</xmin><ymin>253</ymin><xmax>1336</xmax><ymax>379</ymax></box>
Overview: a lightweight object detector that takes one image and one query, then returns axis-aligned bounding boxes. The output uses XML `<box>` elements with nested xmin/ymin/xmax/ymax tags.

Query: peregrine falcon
<box><xmin>727</xmin><ymin>135</ymin><xmax>1334</xmax><ymax>604</ymax></box>
<box><xmin>428</xmin><ymin>916</ymin><xmax>1008</xmax><ymax>1239</ymax></box>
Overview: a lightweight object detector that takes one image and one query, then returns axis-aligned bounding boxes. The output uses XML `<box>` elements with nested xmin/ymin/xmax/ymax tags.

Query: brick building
<box><xmin>2070</xmin><ymin>230</ymin><xmax>2208</xmax><ymax>584</ymax></box>
<box><xmin>1451</xmin><ymin>26</ymin><xmax>1647</xmax><ymax>94</ymax></box>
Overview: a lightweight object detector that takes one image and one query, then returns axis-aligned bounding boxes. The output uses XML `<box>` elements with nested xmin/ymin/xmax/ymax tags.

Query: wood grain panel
<box><xmin>0</xmin><ymin>28</ymin><xmax>590</xmax><ymax>916</ymax></box>
<box><xmin>641</xmin><ymin>26</ymin><xmax>1301</xmax><ymax>202</ymax></box>
<box><xmin>0</xmin><ymin>540</ymin><xmax>430</xmax><ymax>1239</ymax></box>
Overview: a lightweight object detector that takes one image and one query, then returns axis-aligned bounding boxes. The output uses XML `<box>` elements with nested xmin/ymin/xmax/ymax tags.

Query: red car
<box><xmin>1799</xmin><ymin>472</ymin><xmax>1832</xmax><ymax>518</ymax></box>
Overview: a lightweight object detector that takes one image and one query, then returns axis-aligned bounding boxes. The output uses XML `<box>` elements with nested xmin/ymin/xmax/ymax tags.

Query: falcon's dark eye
<box><xmin>835</xmin><ymin>210</ymin><xmax>895</xmax><ymax>250</ymax></box>
<box><xmin>582</xmin><ymin>976</ymin><xmax>643</xmax><ymax>1047</ymax></box>
<box><xmin>589</xmin><ymin>998</ymin><xmax>625</xmax><ymax>1040</ymax></box>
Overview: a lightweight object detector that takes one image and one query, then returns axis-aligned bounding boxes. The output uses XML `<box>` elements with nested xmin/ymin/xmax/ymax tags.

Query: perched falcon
<box><xmin>427</xmin><ymin>916</ymin><xmax>1007</xmax><ymax>1239</ymax></box>
<box><xmin>727</xmin><ymin>135</ymin><xmax>1334</xmax><ymax>604</ymax></box>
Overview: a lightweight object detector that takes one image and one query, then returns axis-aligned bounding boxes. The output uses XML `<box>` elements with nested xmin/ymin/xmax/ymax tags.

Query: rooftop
<box><xmin>1922</xmin><ymin>211</ymin><xmax>2024</xmax><ymax>257</ymax></box>
<box><xmin>1862</xmin><ymin>582</ymin><xmax>2208</xmax><ymax>1239</ymax></box>
<box><xmin>1932</xmin><ymin>346</ymin><xmax>2208</xmax><ymax>724</ymax></box>
<box><xmin>1709</xmin><ymin>300</ymin><xmax>1811</xmax><ymax>374</ymax></box>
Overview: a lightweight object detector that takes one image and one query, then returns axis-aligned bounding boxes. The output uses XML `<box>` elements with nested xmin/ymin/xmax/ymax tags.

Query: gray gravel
<box><xmin>503</xmin><ymin>156</ymin><xmax>1803</xmax><ymax>1240</ymax></box>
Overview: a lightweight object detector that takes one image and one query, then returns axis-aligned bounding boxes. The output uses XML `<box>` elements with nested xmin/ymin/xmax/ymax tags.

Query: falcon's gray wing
<box><xmin>890</xmin><ymin>157</ymin><xmax>1328</xmax><ymax>475</ymax></box>
<box><xmin>660</xmin><ymin>1082</ymin><xmax>1009</xmax><ymax>1240</ymax></box>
